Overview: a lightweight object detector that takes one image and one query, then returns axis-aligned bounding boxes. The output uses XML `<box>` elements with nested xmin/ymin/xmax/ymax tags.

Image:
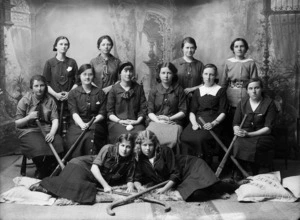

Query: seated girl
<box><xmin>31</xmin><ymin>133</ymin><xmax>136</xmax><ymax>204</ymax></box>
<box><xmin>233</xmin><ymin>78</ymin><xmax>277</xmax><ymax>175</ymax></box>
<box><xmin>133</xmin><ymin>130</ymin><xmax>237</xmax><ymax>202</ymax></box>
<box><xmin>146</xmin><ymin>62</ymin><xmax>186</xmax><ymax>153</ymax></box>
<box><xmin>15</xmin><ymin>75</ymin><xmax>64</xmax><ymax>179</ymax></box>
<box><xmin>180</xmin><ymin>64</ymin><xmax>228</xmax><ymax>165</ymax></box>
<box><xmin>66</xmin><ymin>64</ymin><xmax>107</xmax><ymax>158</ymax></box>
<box><xmin>106</xmin><ymin>61</ymin><xmax>147</xmax><ymax>143</ymax></box>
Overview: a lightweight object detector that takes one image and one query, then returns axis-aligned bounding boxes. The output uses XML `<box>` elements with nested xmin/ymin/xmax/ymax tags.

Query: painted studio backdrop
<box><xmin>0</xmin><ymin>0</ymin><xmax>299</xmax><ymax>158</ymax></box>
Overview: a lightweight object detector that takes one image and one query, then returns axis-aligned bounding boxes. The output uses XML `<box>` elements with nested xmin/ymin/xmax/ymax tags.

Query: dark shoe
<box><xmin>29</xmin><ymin>183</ymin><xmax>48</xmax><ymax>194</ymax></box>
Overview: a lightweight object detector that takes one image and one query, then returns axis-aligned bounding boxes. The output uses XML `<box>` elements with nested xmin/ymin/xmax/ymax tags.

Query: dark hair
<box><xmin>246</xmin><ymin>77</ymin><xmax>264</xmax><ymax>90</ymax></box>
<box><xmin>53</xmin><ymin>36</ymin><xmax>70</xmax><ymax>51</ymax></box>
<box><xmin>203</xmin><ymin>63</ymin><xmax>218</xmax><ymax>76</ymax></box>
<box><xmin>97</xmin><ymin>35</ymin><xmax>114</xmax><ymax>49</ymax></box>
<box><xmin>181</xmin><ymin>37</ymin><xmax>197</xmax><ymax>49</ymax></box>
<box><xmin>78</xmin><ymin>63</ymin><xmax>93</xmax><ymax>76</ymax></box>
<box><xmin>156</xmin><ymin>62</ymin><xmax>178</xmax><ymax>83</ymax></box>
<box><xmin>114</xmin><ymin>133</ymin><xmax>135</xmax><ymax>161</ymax></box>
<box><xmin>230</xmin><ymin>38</ymin><xmax>249</xmax><ymax>53</ymax></box>
<box><xmin>29</xmin><ymin>75</ymin><xmax>48</xmax><ymax>95</ymax></box>
<box><xmin>118</xmin><ymin>61</ymin><xmax>134</xmax><ymax>74</ymax></box>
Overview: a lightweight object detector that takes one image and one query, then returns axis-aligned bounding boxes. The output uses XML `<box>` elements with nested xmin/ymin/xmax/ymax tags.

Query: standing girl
<box><xmin>43</xmin><ymin>36</ymin><xmax>78</xmax><ymax>133</ymax></box>
<box><xmin>221</xmin><ymin>38</ymin><xmax>258</xmax><ymax>109</ymax></box>
<box><xmin>90</xmin><ymin>35</ymin><xmax>121</xmax><ymax>94</ymax></box>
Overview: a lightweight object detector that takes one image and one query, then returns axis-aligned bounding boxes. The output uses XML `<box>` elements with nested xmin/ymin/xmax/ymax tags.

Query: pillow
<box><xmin>13</xmin><ymin>176</ymin><xmax>41</xmax><ymax>189</ymax></box>
<box><xmin>282</xmin><ymin>175</ymin><xmax>300</xmax><ymax>198</ymax></box>
<box><xmin>235</xmin><ymin>171</ymin><xmax>297</xmax><ymax>202</ymax></box>
<box><xmin>0</xmin><ymin>186</ymin><xmax>56</xmax><ymax>205</ymax></box>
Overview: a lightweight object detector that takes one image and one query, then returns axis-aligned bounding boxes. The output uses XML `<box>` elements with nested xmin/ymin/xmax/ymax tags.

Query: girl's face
<box><xmin>182</xmin><ymin>42</ymin><xmax>196</xmax><ymax>58</ymax></box>
<box><xmin>55</xmin><ymin>39</ymin><xmax>69</xmax><ymax>54</ymax></box>
<box><xmin>141</xmin><ymin>140</ymin><xmax>155</xmax><ymax>159</ymax></box>
<box><xmin>247</xmin><ymin>81</ymin><xmax>262</xmax><ymax>101</ymax></box>
<box><xmin>80</xmin><ymin>68</ymin><xmax>94</xmax><ymax>85</ymax></box>
<box><xmin>118</xmin><ymin>140</ymin><xmax>132</xmax><ymax>157</ymax></box>
<box><xmin>233</xmin><ymin>40</ymin><xmax>246</xmax><ymax>58</ymax></box>
<box><xmin>120</xmin><ymin>66</ymin><xmax>134</xmax><ymax>83</ymax></box>
<box><xmin>202</xmin><ymin>67</ymin><xmax>216</xmax><ymax>87</ymax></box>
<box><xmin>32</xmin><ymin>80</ymin><xmax>46</xmax><ymax>99</ymax></box>
<box><xmin>99</xmin><ymin>39</ymin><xmax>112</xmax><ymax>55</ymax></box>
<box><xmin>159</xmin><ymin>67</ymin><xmax>173</xmax><ymax>85</ymax></box>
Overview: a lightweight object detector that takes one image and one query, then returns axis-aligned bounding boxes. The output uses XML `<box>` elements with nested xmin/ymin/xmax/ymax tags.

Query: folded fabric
<box><xmin>235</xmin><ymin>171</ymin><xmax>297</xmax><ymax>202</ymax></box>
<box><xmin>13</xmin><ymin>176</ymin><xmax>41</xmax><ymax>188</ymax></box>
<box><xmin>0</xmin><ymin>186</ymin><xmax>56</xmax><ymax>205</ymax></box>
<box><xmin>282</xmin><ymin>175</ymin><xmax>300</xmax><ymax>198</ymax></box>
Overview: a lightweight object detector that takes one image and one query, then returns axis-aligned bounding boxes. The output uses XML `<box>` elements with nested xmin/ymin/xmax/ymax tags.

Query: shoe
<box><xmin>29</xmin><ymin>183</ymin><xmax>48</xmax><ymax>194</ymax></box>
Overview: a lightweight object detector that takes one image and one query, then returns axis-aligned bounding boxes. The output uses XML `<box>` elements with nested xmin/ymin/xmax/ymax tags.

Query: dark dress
<box><xmin>90</xmin><ymin>53</ymin><xmax>121</xmax><ymax>89</ymax></box>
<box><xmin>43</xmin><ymin>56</ymin><xmax>78</xmax><ymax>113</ymax></box>
<box><xmin>233</xmin><ymin>97</ymin><xmax>277</xmax><ymax>163</ymax></box>
<box><xmin>66</xmin><ymin>85</ymin><xmax>107</xmax><ymax>158</ymax></box>
<box><xmin>180</xmin><ymin>85</ymin><xmax>228</xmax><ymax>158</ymax></box>
<box><xmin>172</xmin><ymin>57</ymin><xmax>204</xmax><ymax>90</ymax></box>
<box><xmin>134</xmin><ymin>146</ymin><xmax>218</xmax><ymax>201</ymax></box>
<box><xmin>106</xmin><ymin>82</ymin><xmax>147</xmax><ymax>143</ymax></box>
<box><xmin>146</xmin><ymin>83</ymin><xmax>187</xmax><ymax>151</ymax></box>
<box><xmin>15</xmin><ymin>92</ymin><xmax>64</xmax><ymax>159</ymax></box>
<box><xmin>40</xmin><ymin>144</ymin><xmax>135</xmax><ymax>204</ymax></box>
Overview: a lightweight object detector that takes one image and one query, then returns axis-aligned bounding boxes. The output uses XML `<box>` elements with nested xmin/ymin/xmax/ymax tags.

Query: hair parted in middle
<box><xmin>134</xmin><ymin>130</ymin><xmax>160</xmax><ymax>161</ymax></box>
<box><xmin>156</xmin><ymin>62</ymin><xmax>178</xmax><ymax>83</ymax></box>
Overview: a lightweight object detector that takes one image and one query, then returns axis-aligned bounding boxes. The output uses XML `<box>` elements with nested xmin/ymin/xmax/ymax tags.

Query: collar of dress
<box><xmin>199</xmin><ymin>84</ymin><xmax>221</xmax><ymax>97</ymax></box>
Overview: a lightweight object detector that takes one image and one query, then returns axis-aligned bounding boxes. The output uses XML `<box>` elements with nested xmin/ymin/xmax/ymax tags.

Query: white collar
<box><xmin>199</xmin><ymin>84</ymin><xmax>221</xmax><ymax>97</ymax></box>
<box><xmin>228</xmin><ymin>57</ymin><xmax>254</xmax><ymax>63</ymax></box>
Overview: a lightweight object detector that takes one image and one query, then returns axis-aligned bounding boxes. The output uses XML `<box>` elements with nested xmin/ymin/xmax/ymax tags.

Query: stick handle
<box><xmin>59</xmin><ymin>101</ymin><xmax>64</xmax><ymax>135</ymax></box>
<box><xmin>98</xmin><ymin>188</ymin><xmax>171</xmax><ymax>213</ymax></box>
<box><xmin>50</xmin><ymin>117</ymin><xmax>96</xmax><ymax>177</ymax></box>
<box><xmin>215</xmin><ymin>114</ymin><xmax>247</xmax><ymax>177</ymax></box>
<box><xmin>36</xmin><ymin>119</ymin><xmax>65</xmax><ymax>169</ymax></box>
<box><xmin>198</xmin><ymin>116</ymin><xmax>249</xmax><ymax>178</ymax></box>
<box><xmin>106</xmin><ymin>180</ymin><xmax>169</xmax><ymax>216</ymax></box>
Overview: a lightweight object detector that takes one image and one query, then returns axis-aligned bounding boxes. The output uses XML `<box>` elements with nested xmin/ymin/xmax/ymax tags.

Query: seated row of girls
<box><xmin>31</xmin><ymin>130</ymin><xmax>237</xmax><ymax>204</ymax></box>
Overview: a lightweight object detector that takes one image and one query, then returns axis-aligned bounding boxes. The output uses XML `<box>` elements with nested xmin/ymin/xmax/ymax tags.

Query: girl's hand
<box><xmin>27</xmin><ymin>111</ymin><xmax>38</xmax><ymax>120</ymax></box>
<box><xmin>119</xmin><ymin>119</ymin><xmax>131</xmax><ymax>126</ymax></box>
<box><xmin>126</xmin><ymin>185</ymin><xmax>135</xmax><ymax>193</ymax></box>
<box><xmin>184</xmin><ymin>87</ymin><xmax>194</xmax><ymax>95</ymax></box>
<box><xmin>203</xmin><ymin>122</ymin><xmax>213</xmax><ymax>130</ymax></box>
<box><xmin>45</xmin><ymin>132</ymin><xmax>55</xmax><ymax>143</ymax></box>
<box><xmin>157</xmin><ymin>115</ymin><xmax>169</xmax><ymax>121</ymax></box>
<box><xmin>234</xmin><ymin>128</ymin><xmax>248</xmax><ymax>137</ymax></box>
<box><xmin>156</xmin><ymin>187</ymin><xmax>167</xmax><ymax>194</ymax></box>
<box><xmin>192</xmin><ymin>123</ymin><xmax>200</xmax><ymax>130</ymax></box>
<box><xmin>60</xmin><ymin>92</ymin><xmax>68</xmax><ymax>101</ymax></box>
<box><xmin>79</xmin><ymin>122</ymin><xmax>89</xmax><ymax>130</ymax></box>
<box><xmin>104</xmin><ymin>185</ymin><xmax>112</xmax><ymax>193</ymax></box>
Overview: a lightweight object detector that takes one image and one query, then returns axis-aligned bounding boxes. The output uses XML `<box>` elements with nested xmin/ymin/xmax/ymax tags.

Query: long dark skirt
<box><xmin>175</xmin><ymin>155</ymin><xmax>219</xmax><ymax>200</ymax></box>
<box><xmin>40</xmin><ymin>155</ymin><xmax>98</xmax><ymax>204</ymax></box>
<box><xmin>66</xmin><ymin>123</ymin><xmax>107</xmax><ymax>158</ymax></box>
<box><xmin>19</xmin><ymin>132</ymin><xmax>64</xmax><ymax>159</ymax></box>
<box><xmin>107</xmin><ymin>122</ymin><xmax>145</xmax><ymax>144</ymax></box>
<box><xmin>180</xmin><ymin>123</ymin><xmax>223</xmax><ymax>157</ymax></box>
<box><xmin>233</xmin><ymin>135</ymin><xmax>275</xmax><ymax>163</ymax></box>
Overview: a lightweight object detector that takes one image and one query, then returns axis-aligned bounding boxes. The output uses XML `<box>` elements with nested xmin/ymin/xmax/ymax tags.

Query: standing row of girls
<box><xmin>16</xmin><ymin>35</ymin><xmax>276</xmax><ymax>182</ymax></box>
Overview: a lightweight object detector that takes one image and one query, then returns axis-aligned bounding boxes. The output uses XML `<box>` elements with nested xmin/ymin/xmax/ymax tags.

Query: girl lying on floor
<box><xmin>30</xmin><ymin>133</ymin><xmax>136</xmax><ymax>204</ymax></box>
<box><xmin>133</xmin><ymin>130</ymin><xmax>238</xmax><ymax>202</ymax></box>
